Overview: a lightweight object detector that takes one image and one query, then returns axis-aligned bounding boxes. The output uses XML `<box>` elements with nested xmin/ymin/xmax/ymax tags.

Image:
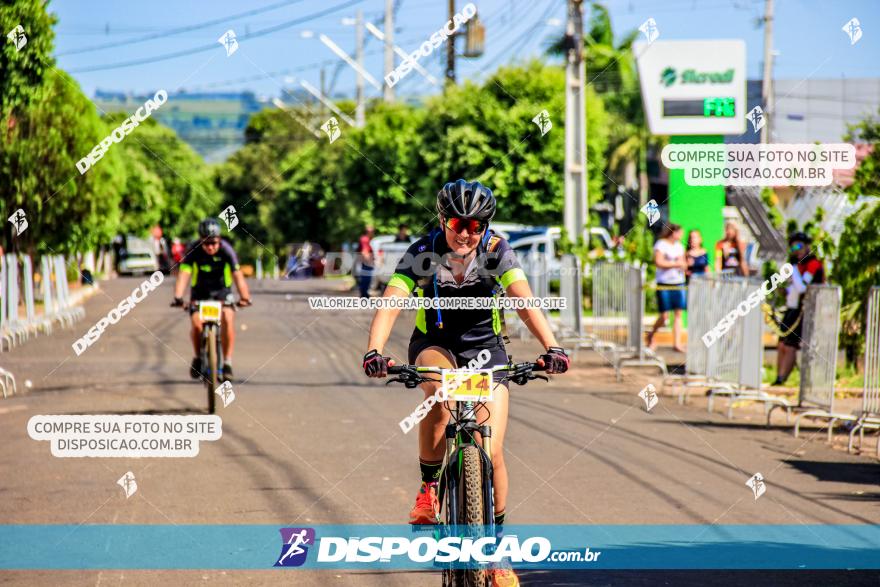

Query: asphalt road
<box><xmin>0</xmin><ymin>277</ymin><xmax>877</xmax><ymax>586</ymax></box>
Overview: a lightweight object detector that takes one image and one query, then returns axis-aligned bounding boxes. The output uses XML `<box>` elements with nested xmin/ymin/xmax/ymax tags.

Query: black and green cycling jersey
<box><xmin>387</xmin><ymin>230</ymin><xmax>527</xmax><ymax>347</ymax></box>
<box><xmin>180</xmin><ymin>239</ymin><xmax>240</xmax><ymax>299</ymax></box>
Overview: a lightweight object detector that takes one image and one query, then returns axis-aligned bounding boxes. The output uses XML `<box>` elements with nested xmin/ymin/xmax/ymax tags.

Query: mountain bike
<box><xmin>386</xmin><ymin>361</ymin><xmax>547</xmax><ymax>587</ymax></box>
<box><xmin>190</xmin><ymin>299</ymin><xmax>236</xmax><ymax>414</ymax></box>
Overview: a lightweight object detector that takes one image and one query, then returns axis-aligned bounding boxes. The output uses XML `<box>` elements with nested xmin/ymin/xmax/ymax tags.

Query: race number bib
<box><xmin>441</xmin><ymin>369</ymin><xmax>493</xmax><ymax>403</ymax></box>
<box><xmin>199</xmin><ymin>301</ymin><xmax>222</xmax><ymax>323</ymax></box>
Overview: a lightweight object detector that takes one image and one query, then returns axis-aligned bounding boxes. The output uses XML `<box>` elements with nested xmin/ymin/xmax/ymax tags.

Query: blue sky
<box><xmin>50</xmin><ymin>0</ymin><xmax>880</xmax><ymax>98</ymax></box>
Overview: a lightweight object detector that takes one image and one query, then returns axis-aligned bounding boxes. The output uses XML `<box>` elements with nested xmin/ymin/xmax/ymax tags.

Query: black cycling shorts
<box><xmin>189</xmin><ymin>288</ymin><xmax>233</xmax><ymax>315</ymax></box>
<box><xmin>780</xmin><ymin>308</ymin><xmax>803</xmax><ymax>349</ymax></box>
<box><xmin>408</xmin><ymin>333</ymin><xmax>510</xmax><ymax>383</ymax></box>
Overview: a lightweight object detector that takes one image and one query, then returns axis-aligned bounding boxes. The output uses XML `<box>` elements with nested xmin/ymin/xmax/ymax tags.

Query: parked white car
<box><xmin>117</xmin><ymin>236</ymin><xmax>159</xmax><ymax>276</ymax></box>
<box><xmin>509</xmin><ymin>227</ymin><xmax>613</xmax><ymax>281</ymax></box>
<box><xmin>369</xmin><ymin>235</ymin><xmax>418</xmax><ymax>289</ymax></box>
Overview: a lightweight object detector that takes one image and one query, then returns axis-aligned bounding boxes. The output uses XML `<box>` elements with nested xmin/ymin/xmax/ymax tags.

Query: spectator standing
<box><xmin>714</xmin><ymin>221</ymin><xmax>750</xmax><ymax>276</ymax></box>
<box><xmin>773</xmin><ymin>232</ymin><xmax>825</xmax><ymax>386</ymax></box>
<box><xmin>686</xmin><ymin>229</ymin><xmax>709</xmax><ymax>281</ymax></box>
<box><xmin>394</xmin><ymin>224</ymin><xmax>410</xmax><ymax>243</ymax></box>
<box><xmin>357</xmin><ymin>225</ymin><xmax>375</xmax><ymax>298</ymax></box>
<box><xmin>647</xmin><ymin>224</ymin><xmax>688</xmax><ymax>353</ymax></box>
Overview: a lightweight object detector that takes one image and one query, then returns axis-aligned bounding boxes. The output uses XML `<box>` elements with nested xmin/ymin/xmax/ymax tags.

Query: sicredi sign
<box><xmin>635</xmin><ymin>40</ymin><xmax>746</xmax><ymax>135</ymax></box>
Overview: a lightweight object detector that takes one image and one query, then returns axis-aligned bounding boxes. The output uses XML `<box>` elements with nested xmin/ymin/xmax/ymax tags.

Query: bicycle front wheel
<box><xmin>205</xmin><ymin>325</ymin><xmax>218</xmax><ymax>414</ymax></box>
<box><xmin>454</xmin><ymin>445</ymin><xmax>488</xmax><ymax>587</ymax></box>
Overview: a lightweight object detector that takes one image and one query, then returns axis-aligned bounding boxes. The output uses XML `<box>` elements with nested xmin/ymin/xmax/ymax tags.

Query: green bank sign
<box><xmin>661</xmin><ymin>67</ymin><xmax>734</xmax><ymax>87</ymax></box>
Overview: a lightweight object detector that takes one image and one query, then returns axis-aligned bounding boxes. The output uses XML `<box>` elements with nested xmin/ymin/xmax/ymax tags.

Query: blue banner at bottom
<box><xmin>1</xmin><ymin>525</ymin><xmax>879</xmax><ymax>569</ymax></box>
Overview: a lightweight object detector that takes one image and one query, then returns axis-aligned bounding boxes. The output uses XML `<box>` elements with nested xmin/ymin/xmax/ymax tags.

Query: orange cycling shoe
<box><xmin>491</xmin><ymin>567</ymin><xmax>520</xmax><ymax>587</ymax></box>
<box><xmin>408</xmin><ymin>481</ymin><xmax>440</xmax><ymax>525</ymax></box>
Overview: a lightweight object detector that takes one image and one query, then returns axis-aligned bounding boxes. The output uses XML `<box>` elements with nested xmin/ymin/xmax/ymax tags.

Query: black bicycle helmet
<box><xmin>436</xmin><ymin>179</ymin><xmax>496</xmax><ymax>222</ymax></box>
<box><xmin>788</xmin><ymin>231</ymin><xmax>811</xmax><ymax>244</ymax></box>
<box><xmin>198</xmin><ymin>218</ymin><xmax>222</xmax><ymax>238</ymax></box>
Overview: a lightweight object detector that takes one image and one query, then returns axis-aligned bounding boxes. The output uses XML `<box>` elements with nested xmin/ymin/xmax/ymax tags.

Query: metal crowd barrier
<box><xmin>703</xmin><ymin>277</ymin><xmax>768</xmax><ymax>417</ymax></box>
<box><xmin>1</xmin><ymin>254</ymin><xmax>84</xmax><ymax>355</ymax></box>
<box><xmin>761</xmin><ymin>285</ymin><xmax>849</xmax><ymax>439</ymax></box>
<box><xmin>256</xmin><ymin>258</ymin><xmax>264</xmax><ymax>280</ymax></box>
<box><xmin>557</xmin><ymin>254</ymin><xmax>583</xmax><ymax>341</ymax></box>
<box><xmin>847</xmin><ymin>286</ymin><xmax>880</xmax><ymax>456</ymax></box>
<box><xmin>512</xmin><ymin>252</ymin><xmax>550</xmax><ymax>340</ymax></box>
<box><xmin>590</xmin><ymin>262</ymin><xmax>666</xmax><ymax>380</ymax></box>
<box><xmin>663</xmin><ymin>275</ymin><xmax>732</xmax><ymax>403</ymax></box>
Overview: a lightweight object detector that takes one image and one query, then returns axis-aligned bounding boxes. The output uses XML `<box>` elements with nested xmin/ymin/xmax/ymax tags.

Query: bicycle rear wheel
<box><xmin>205</xmin><ymin>325</ymin><xmax>218</xmax><ymax>414</ymax></box>
<box><xmin>449</xmin><ymin>445</ymin><xmax>488</xmax><ymax>587</ymax></box>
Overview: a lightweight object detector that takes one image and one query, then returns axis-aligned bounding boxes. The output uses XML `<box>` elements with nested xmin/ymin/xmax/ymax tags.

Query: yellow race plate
<box><xmin>441</xmin><ymin>369</ymin><xmax>493</xmax><ymax>403</ymax></box>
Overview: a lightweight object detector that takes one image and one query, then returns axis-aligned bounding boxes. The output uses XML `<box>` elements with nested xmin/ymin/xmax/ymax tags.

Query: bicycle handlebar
<box><xmin>385</xmin><ymin>362</ymin><xmax>547</xmax><ymax>388</ymax></box>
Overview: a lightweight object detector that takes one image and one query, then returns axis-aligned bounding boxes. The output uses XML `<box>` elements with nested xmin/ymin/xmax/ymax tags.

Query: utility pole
<box><xmin>760</xmin><ymin>0</ymin><xmax>774</xmax><ymax>144</ymax></box>
<box><xmin>564</xmin><ymin>0</ymin><xmax>587</xmax><ymax>245</ymax></box>
<box><xmin>446</xmin><ymin>0</ymin><xmax>456</xmax><ymax>84</ymax></box>
<box><xmin>384</xmin><ymin>0</ymin><xmax>394</xmax><ymax>102</ymax></box>
<box><xmin>355</xmin><ymin>9</ymin><xmax>365</xmax><ymax>127</ymax></box>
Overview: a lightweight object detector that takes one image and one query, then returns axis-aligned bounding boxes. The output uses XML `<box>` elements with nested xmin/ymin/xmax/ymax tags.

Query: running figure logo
<box><xmin>215</xmin><ymin>381</ymin><xmax>236</xmax><ymax>407</ymax></box>
<box><xmin>745</xmin><ymin>472</ymin><xmax>766</xmax><ymax>500</ymax></box>
<box><xmin>638</xmin><ymin>18</ymin><xmax>659</xmax><ymax>43</ymax></box>
<box><xmin>117</xmin><ymin>471</ymin><xmax>138</xmax><ymax>498</ymax></box>
<box><xmin>638</xmin><ymin>383</ymin><xmax>658</xmax><ymax>412</ymax></box>
<box><xmin>275</xmin><ymin>528</ymin><xmax>315</xmax><ymax>567</ymax></box>
<box><xmin>217</xmin><ymin>29</ymin><xmax>239</xmax><ymax>56</ymax></box>
<box><xmin>842</xmin><ymin>18</ymin><xmax>862</xmax><ymax>46</ymax></box>
<box><xmin>8</xmin><ymin>209</ymin><xmax>28</xmax><ymax>236</ymax></box>
<box><xmin>532</xmin><ymin>110</ymin><xmax>552</xmax><ymax>137</ymax></box>
<box><xmin>746</xmin><ymin>106</ymin><xmax>766</xmax><ymax>133</ymax></box>
<box><xmin>640</xmin><ymin>199</ymin><xmax>660</xmax><ymax>226</ymax></box>
<box><xmin>219</xmin><ymin>205</ymin><xmax>239</xmax><ymax>230</ymax></box>
<box><xmin>7</xmin><ymin>25</ymin><xmax>27</xmax><ymax>51</ymax></box>
<box><xmin>321</xmin><ymin>117</ymin><xmax>341</xmax><ymax>143</ymax></box>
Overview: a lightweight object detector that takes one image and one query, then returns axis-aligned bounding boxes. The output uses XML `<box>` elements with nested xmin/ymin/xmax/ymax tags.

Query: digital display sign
<box><xmin>662</xmin><ymin>97</ymin><xmax>736</xmax><ymax>118</ymax></box>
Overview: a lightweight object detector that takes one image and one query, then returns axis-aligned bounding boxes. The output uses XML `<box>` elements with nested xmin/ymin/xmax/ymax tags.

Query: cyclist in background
<box><xmin>361</xmin><ymin>180</ymin><xmax>569</xmax><ymax>587</ymax></box>
<box><xmin>171</xmin><ymin>218</ymin><xmax>251</xmax><ymax>381</ymax></box>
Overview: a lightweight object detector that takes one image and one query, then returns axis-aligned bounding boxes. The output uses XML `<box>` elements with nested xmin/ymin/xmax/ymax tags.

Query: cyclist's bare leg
<box><xmin>415</xmin><ymin>346</ymin><xmax>456</xmax><ymax>462</ymax></box>
<box><xmin>189</xmin><ymin>312</ymin><xmax>202</xmax><ymax>356</ymax></box>
<box><xmin>474</xmin><ymin>383</ymin><xmax>510</xmax><ymax>516</ymax></box>
<box><xmin>221</xmin><ymin>307</ymin><xmax>235</xmax><ymax>361</ymax></box>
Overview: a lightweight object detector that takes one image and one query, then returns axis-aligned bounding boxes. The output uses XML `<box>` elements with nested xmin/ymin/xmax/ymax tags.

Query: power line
<box><xmin>57</xmin><ymin>0</ymin><xmax>308</xmax><ymax>56</ymax></box>
<box><xmin>67</xmin><ymin>0</ymin><xmax>366</xmax><ymax>73</ymax></box>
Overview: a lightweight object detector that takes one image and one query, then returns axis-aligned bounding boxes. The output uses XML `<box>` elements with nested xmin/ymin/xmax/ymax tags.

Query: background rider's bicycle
<box><xmin>386</xmin><ymin>361</ymin><xmax>547</xmax><ymax>587</ymax></box>
<box><xmin>189</xmin><ymin>299</ymin><xmax>240</xmax><ymax>413</ymax></box>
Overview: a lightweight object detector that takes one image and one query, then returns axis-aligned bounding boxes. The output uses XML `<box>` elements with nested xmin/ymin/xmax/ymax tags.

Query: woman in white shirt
<box><xmin>647</xmin><ymin>223</ymin><xmax>688</xmax><ymax>352</ymax></box>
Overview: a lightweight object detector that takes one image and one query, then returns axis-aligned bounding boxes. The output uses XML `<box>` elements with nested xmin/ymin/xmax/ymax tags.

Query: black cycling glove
<box><xmin>540</xmin><ymin>347</ymin><xmax>570</xmax><ymax>374</ymax></box>
<box><xmin>170</xmin><ymin>297</ymin><xmax>184</xmax><ymax>307</ymax></box>
<box><xmin>363</xmin><ymin>349</ymin><xmax>389</xmax><ymax>378</ymax></box>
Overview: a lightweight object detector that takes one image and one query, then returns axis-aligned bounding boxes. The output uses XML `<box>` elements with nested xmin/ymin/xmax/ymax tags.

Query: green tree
<box><xmin>1</xmin><ymin>69</ymin><xmax>125</xmax><ymax>254</ymax></box>
<box><xmin>0</xmin><ymin>0</ymin><xmax>56</xmax><ymax>125</ymax></box>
